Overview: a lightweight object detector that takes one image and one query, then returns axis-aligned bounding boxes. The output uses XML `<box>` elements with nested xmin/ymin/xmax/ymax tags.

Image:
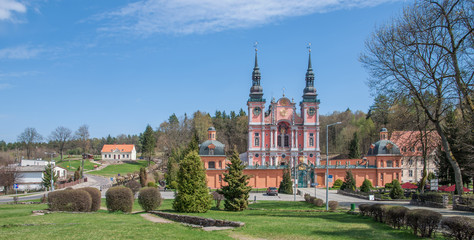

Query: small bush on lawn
<box><xmin>359</xmin><ymin>204</ymin><xmax>371</xmax><ymax>216</ymax></box>
<box><xmin>80</xmin><ymin>187</ymin><xmax>101</xmax><ymax>212</ymax></box>
<box><xmin>147</xmin><ymin>182</ymin><xmax>157</xmax><ymax>188</ymax></box>
<box><xmin>333</xmin><ymin>179</ymin><xmax>343</xmax><ymax>189</ymax></box>
<box><xmin>441</xmin><ymin>216</ymin><xmax>474</xmax><ymax>240</ymax></box>
<box><xmin>389</xmin><ymin>180</ymin><xmax>404</xmax><ymax>199</ymax></box>
<box><xmin>106</xmin><ymin>186</ymin><xmax>134</xmax><ymax>213</ymax></box>
<box><xmin>304</xmin><ymin>193</ymin><xmax>311</xmax><ymax>202</ymax></box>
<box><xmin>308</xmin><ymin>196</ymin><xmax>316</xmax><ymax>204</ymax></box>
<box><xmin>313</xmin><ymin>198</ymin><xmax>324</xmax><ymax>207</ymax></box>
<box><xmin>125</xmin><ymin>180</ymin><xmax>141</xmax><ymax>196</ymax></box>
<box><xmin>406</xmin><ymin>209</ymin><xmax>441</xmax><ymax>238</ymax></box>
<box><xmin>369</xmin><ymin>204</ymin><xmax>389</xmax><ymax>223</ymax></box>
<box><xmin>386</xmin><ymin>206</ymin><xmax>408</xmax><ymax>229</ymax></box>
<box><xmin>328</xmin><ymin>201</ymin><xmax>338</xmax><ymax>211</ymax></box>
<box><xmin>138</xmin><ymin>187</ymin><xmax>162</xmax><ymax>212</ymax></box>
<box><xmin>360</xmin><ymin>179</ymin><xmax>373</xmax><ymax>193</ymax></box>
<box><xmin>48</xmin><ymin>189</ymin><xmax>92</xmax><ymax>212</ymax></box>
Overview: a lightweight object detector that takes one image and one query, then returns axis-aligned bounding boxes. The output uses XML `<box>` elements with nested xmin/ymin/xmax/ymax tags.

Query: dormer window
<box><xmin>209</xmin><ymin>149</ymin><xmax>214</xmax><ymax>155</ymax></box>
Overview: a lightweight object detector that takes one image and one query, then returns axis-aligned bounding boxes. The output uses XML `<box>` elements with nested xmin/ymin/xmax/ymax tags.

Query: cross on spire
<box><xmin>254</xmin><ymin>41</ymin><xmax>258</xmax><ymax>52</ymax></box>
<box><xmin>307</xmin><ymin>42</ymin><xmax>311</xmax><ymax>52</ymax></box>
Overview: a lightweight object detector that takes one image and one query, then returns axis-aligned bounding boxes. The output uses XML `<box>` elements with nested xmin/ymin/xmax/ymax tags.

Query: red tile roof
<box><xmin>101</xmin><ymin>144</ymin><xmax>135</xmax><ymax>153</ymax></box>
<box><xmin>390</xmin><ymin>131</ymin><xmax>440</xmax><ymax>157</ymax></box>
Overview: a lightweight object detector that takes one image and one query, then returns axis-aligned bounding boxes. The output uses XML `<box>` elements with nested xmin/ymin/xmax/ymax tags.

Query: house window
<box><xmin>381</xmin><ymin>173</ymin><xmax>384</xmax><ymax>181</ymax></box>
<box><xmin>309</xmin><ymin>137</ymin><xmax>314</xmax><ymax>147</ymax></box>
<box><xmin>401</xmin><ymin>171</ymin><xmax>404</xmax><ymax>177</ymax></box>
<box><xmin>396</xmin><ymin>173</ymin><xmax>399</xmax><ymax>180</ymax></box>
<box><xmin>127</xmin><ymin>154</ymin><xmax>129</xmax><ymax>158</ymax></box>
<box><xmin>284</xmin><ymin>135</ymin><xmax>289</xmax><ymax>147</ymax></box>
<box><xmin>209</xmin><ymin>149</ymin><xmax>214</xmax><ymax>155</ymax></box>
<box><xmin>219</xmin><ymin>175</ymin><xmax>222</xmax><ymax>182</ymax></box>
<box><xmin>386</xmin><ymin>161</ymin><xmax>393</xmax><ymax>167</ymax></box>
<box><xmin>278</xmin><ymin>136</ymin><xmax>282</xmax><ymax>147</ymax></box>
<box><xmin>208</xmin><ymin>161</ymin><xmax>215</xmax><ymax>169</ymax></box>
<box><xmin>409</xmin><ymin>170</ymin><xmax>413</xmax><ymax>177</ymax></box>
<box><xmin>409</xmin><ymin>159</ymin><xmax>413</xmax><ymax>165</ymax></box>
<box><xmin>255</xmin><ymin>134</ymin><xmax>260</xmax><ymax>147</ymax></box>
<box><xmin>380</xmin><ymin>161</ymin><xmax>384</xmax><ymax>167</ymax></box>
<box><xmin>219</xmin><ymin>161</ymin><xmax>222</xmax><ymax>168</ymax></box>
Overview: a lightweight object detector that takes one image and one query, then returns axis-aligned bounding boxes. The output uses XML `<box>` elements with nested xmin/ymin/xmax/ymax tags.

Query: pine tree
<box><xmin>42</xmin><ymin>164</ymin><xmax>58</xmax><ymax>191</ymax></box>
<box><xmin>219</xmin><ymin>149</ymin><xmax>252</xmax><ymax>211</ymax></box>
<box><xmin>340</xmin><ymin>170</ymin><xmax>356</xmax><ymax>191</ymax></box>
<box><xmin>139</xmin><ymin>167</ymin><xmax>147</xmax><ymax>187</ymax></box>
<box><xmin>278</xmin><ymin>165</ymin><xmax>293</xmax><ymax>194</ymax></box>
<box><xmin>360</xmin><ymin>179</ymin><xmax>373</xmax><ymax>192</ymax></box>
<box><xmin>141</xmin><ymin>124</ymin><xmax>156</xmax><ymax>166</ymax></box>
<box><xmin>348</xmin><ymin>132</ymin><xmax>361</xmax><ymax>159</ymax></box>
<box><xmin>172</xmin><ymin>151</ymin><xmax>212</xmax><ymax>213</ymax></box>
<box><xmin>389</xmin><ymin>179</ymin><xmax>404</xmax><ymax>199</ymax></box>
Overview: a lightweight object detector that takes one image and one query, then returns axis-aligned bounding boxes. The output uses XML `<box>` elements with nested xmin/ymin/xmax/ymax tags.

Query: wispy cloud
<box><xmin>0</xmin><ymin>71</ymin><xmax>40</xmax><ymax>79</ymax></box>
<box><xmin>0</xmin><ymin>45</ymin><xmax>44</xmax><ymax>59</ymax></box>
<box><xmin>0</xmin><ymin>0</ymin><xmax>26</xmax><ymax>21</ymax></box>
<box><xmin>94</xmin><ymin>0</ymin><xmax>399</xmax><ymax>36</ymax></box>
<box><xmin>0</xmin><ymin>83</ymin><xmax>13</xmax><ymax>90</ymax></box>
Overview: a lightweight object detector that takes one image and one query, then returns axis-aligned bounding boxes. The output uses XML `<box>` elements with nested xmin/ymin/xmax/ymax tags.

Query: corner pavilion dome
<box><xmin>199</xmin><ymin>127</ymin><xmax>226</xmax><ymax>156</ymax></box>
<box><xmin>367</xmin><ymin>128</ymin><xmax>401</xmax><ymax>156</ymax></box>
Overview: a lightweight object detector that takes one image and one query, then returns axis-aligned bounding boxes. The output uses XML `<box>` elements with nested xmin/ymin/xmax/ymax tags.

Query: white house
<box><xmin>12</xmin><ymin>159</ymin><xmax>67</xmax><ymax>191</ymax></box>
<box><xmin>101</xmin><ymin>144</ymin><xmax>137</xmax><ymax>160</ymax></box>
<box><xmin>20</xmin><ymin>159</ymin><xmax>55</xmax><ymax>167</ymax></box>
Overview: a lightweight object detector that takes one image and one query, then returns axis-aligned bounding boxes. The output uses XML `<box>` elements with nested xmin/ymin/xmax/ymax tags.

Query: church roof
<box><xmin>367</xmin><ymin>139</ymin><xmax>401</xmax><ymax>156</ymax></box>
<box><xmin>199</xmin><ymin>140</ymin><xmax>225</xmax><ymax>156</ymax></box>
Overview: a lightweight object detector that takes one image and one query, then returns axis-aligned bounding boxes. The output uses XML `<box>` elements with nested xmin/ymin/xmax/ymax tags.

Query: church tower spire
<box><xmin>249</xmin><ymin>42</ymin><xmax>263</xmax><ymax>100</ymax></box>
<box><xmin>303</xmin><ymin>44</ymin><xmax>317</xmax><ymax>101</ymax></box>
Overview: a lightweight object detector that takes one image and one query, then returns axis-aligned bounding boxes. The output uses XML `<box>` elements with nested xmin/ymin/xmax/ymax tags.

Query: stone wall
<box><xmin>410</xmin><ymin>194</ymin><xmax>448</xmax><ymax>208</ymax></box>
<box><xmin>150</xmin><ymin>211</ymin><xmax>244</xmax><ymax>227</ymax></box>
<box><xmin>453</xmin><ymin>195</ymin><xmax>474</xmax><ymax>212</ymax></box>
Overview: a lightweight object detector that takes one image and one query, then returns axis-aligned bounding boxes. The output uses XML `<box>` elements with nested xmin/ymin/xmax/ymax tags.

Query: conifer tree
<box><xmin>172</xmin><ymin>151</ymin><xmax>212</xmax><ymax>213</ymax></box>
<box><xmin>360</xmin><ymin>179</ymin><xmax>373</xmax><ymax>192</ymax></box>
<box><xmin>219</xmin><ymin>149</ymin><xmax>252</xmax><ymax>211</ymax></box>
<box><xmin>278</xmin><ymin>165</ymin><xmax>293</xmax><ymax>194</ymax></box>
<box><xmin>348</xmin><ymin>131</ymin><xmax>361</xmax><ymax>159</ymax></box>
<box><xmin>139</xmin><ymin>167</ymin><xmax>147</xmax><ymax>187</ymax></box>
<box><xmin>42</xmin><ymin>164</ymin><xmax>58</xmax><ymax>191</ymax></box>
<box><xmin>389</xmin><ymin>179</ymin><xmax>404</xmax><ymax>199</ymax></box>
<box><xmin>340</xmin><ymin>170</ymin><xmax>356</xmax><ymax>191</ymax></box>
<box><xmin>141</xmin><ymin>124</ymin><xmax>156</xmax><ymax>166</ymax></box>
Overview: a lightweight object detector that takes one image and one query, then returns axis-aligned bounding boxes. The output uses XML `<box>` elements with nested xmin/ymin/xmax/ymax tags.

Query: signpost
<box><xmin>328</xmin><ymin>175</ymin><xmax>333</xmax><ymax>183</ymax></box>
<box><xmin>14</xmin><ymin>184</ymin><xmax>18</xmax><ymax>195</ymax></box>
<box><xmin>430</xmin><ymin>179</ymin><xmax>439</xmax><ymax>191</ymax></box>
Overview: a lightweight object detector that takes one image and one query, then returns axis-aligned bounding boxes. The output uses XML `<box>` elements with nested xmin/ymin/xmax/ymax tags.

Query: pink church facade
<box><xmin>246</xmin><ymin>48</ymin><xmax>321</xmax><ymax>169</ymax></box>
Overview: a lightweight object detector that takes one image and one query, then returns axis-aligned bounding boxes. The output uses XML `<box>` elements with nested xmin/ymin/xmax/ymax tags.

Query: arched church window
<box><xmin>208</xmin><ymin>161</ymin><xmax>215</xmax><ymax>169</ymax></box>
<box><xmin>277</xmin><ymin>136</ymin><xmax>282</xmax><ymax>147</ymax></box>
<box><xmin>309</xmin><ymin>137</ymin><xmax>314</xmax><ymax>147</ymax></box>
<box><xmin>284</xmin><ymin>135</ymin><xmax>289</xmax><ymax>147</ymax></box>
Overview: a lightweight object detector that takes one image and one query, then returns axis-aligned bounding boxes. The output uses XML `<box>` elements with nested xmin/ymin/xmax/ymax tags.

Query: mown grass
<box><xmin>87</xmin><ymin>160</ymin><xmax>150</xmax><ymax>177</ymax></box>
<box><xmin>0</xmin><ymin>198</ymin><xmax>436</xmax><ymax>240</ymax></box>
<box><xmin>56</xmin><ymin>160</ymin><xmax>98</xmax><ymax>172</ymax></box>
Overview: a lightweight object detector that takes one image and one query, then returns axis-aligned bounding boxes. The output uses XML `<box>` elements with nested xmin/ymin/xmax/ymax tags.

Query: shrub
<box><xmin>360</xmin><ymin>179</ymin><xmax>373</xmax><ymax>193</ymax></box>
<box><xmin>369</xmin><ymin>204</ymin><xmax>389</xmax><ymax>223</ymax></box>
<box><xmin>441</xmin><ymin>216</ymin><xmax>474</xmax><ymax>240</ymax></box>
<box><xmin>147</xmin><ymin>182</ymin><xmax>157</xmax><ymax>188</ymax></box>
<box><xmin>125</xmin><ymin>180</ymin><xmax>141</xmax><ymax>196</ymax></box>
<box><xmin>389</xmin><ymin>179</ymin><xmax>404</xmax><ymax>199</ymax></box>
<box><xmin>359</xmin><ymin>204</ymin><xmax>371</xmax><ymax>216</ymax></box>
<box><xmin>211</xmin><ymin>191</ymin><xmax>225</xmax><ymax>208</ymax></box>
<box><xmin>386</xmin><ymin>206</ymin><xmax>408</xmax><ymax>229</ymax></box>
<box><xmin>333</xmin><ymin>179</ymin><xmax>343</xmax><ymax>189</ymax></box>
<box><xmin>48</xmin><ymin>189</ymin><xmax>92</xmax><ymax>212</ymax></box>
<box><xmin>406</xmin><ymin>209</ymin><xmax>442</xmax><ymax>238</ymax></box>
<box><xmin>138</xmin><ymin>187</ymin><xmax>162</xmax><ymax>212</ymax></box>
<box><xmin>169</xmin><ymin>181</ymin><xmax>178</xmax><ymax>190</ymax></box>
<box><xmin>328</xmin><ymin>201</ymin><xmax>338</xmax><ymax>211</ymax></box>
<box><xmin>313</xmin><ymin>198</ymin><xmax>324</xmax><ymax>207</ymax></box>
<box><xmin>40</xmin><ymin>194</ymin><xmax>47</xmax><ymax>203</ymax></box>
<box><xmin>309</xmin><ymin>196</ymin><xmax>316</xmax><ymax>204</ymax></box>
<box><xmin>80</xmin><ymin>187</ymin><xmax>101</xmax><ymax>212</ymax></box>
<box><xmin>384</xmin><ymin>183</ymin><xmax>393</xmax><ymax>189</ymax></box>
<box><xmin>278</xmin><ymin>166</ymin><xmax>293</xmax><ymax>194</ymax></box>
<box><xmin>106</xmin><ymin>186</ymin><xmax>134</xmax><ymax>213</ymax></box>
<box><xmin>340</xmin><ymin>170</ymin><xmax>356</xmax><ymax>191</ymax></box>
<box><xmin>139</xmin><ymin>167</ymin><xmax>147</xmax><ymax>187</ymax></box>
<box><xmin>304</xmin><ymin>193</ymin><xmax>311</xmax><ymax>202</ymax></box>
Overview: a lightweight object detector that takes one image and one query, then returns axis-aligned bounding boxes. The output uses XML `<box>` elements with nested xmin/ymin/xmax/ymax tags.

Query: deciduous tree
<box><xmin>17</xmin><ymin>127</ymin><xmax>43</xmax><ymax>159</ymax></box>
<box><xmin>49</xmin><ymin>126</ymin><xmax>72</xmax><ymax>161</ymax></box>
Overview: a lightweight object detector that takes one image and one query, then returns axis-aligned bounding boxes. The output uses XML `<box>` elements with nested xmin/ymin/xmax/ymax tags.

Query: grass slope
<box><xmin>56</xmin><ymin>160</ymin><xmax>98</xmax><ymax>172</ymax></box>
<box><xmin>87</xmin><ymin>160</ymin><xmax>149</xmax><ymax>177</ymax></box>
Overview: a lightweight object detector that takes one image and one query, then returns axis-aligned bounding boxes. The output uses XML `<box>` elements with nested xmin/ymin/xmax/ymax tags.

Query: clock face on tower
<box><xmin>307</xmin><ymin>107</ymin><xmax>316</xmax><ymax>116</ymax></box>
<box><xmin>253</xmin><ymin>107</ymin><xmax>261</xmax><ymax>116</ymax></box>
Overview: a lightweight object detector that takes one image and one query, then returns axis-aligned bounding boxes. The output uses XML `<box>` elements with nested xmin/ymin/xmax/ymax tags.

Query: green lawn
<box><xmin>56</xmin><ymin>160</ymin><xmax>99</xmax><ymax>172</ymax></box>
<box><xmin>87</xmin><ymin>160</ymin><xmax>150</xmax><ymax>177</ymax></box>
<box><xmin>0</xmin><ymin>199</ymin><xmax>432</xmax><ymax>240</ymax></box>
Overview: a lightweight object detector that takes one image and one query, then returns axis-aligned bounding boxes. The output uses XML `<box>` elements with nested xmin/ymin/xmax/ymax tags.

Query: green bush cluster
<box><xmin>360</xmin><ymin>179</ymin><xmax>373</xmax><ymax>193</ymax></box>
<box><xmin>80</xmin><ymin>187</ymin><xmax>101</xmax><ymax>212</ymax></box>
<box><xmin>138</xmin><ymin>187</ymin><xmax>162</xmax><ymax>212</ymax></box>
<box><xmin>125</xmin><ymin>180</ymin><xmax>141</xmax><ymax>196</ymax></box>
<box><xmin>332</xmin><ymin>179</ymin><xmax>343</xmax><ymax>189</ymax></box>
<box><xmin>441</xmin><ymin>216</ymin><xmax>474</xmax><ymax>240</ymax></box>
<box><xmin>328</xmin><ymin>201</ymin><xmax>338</xmax><ymax>211</ymax></box>
<box><xmin>106</xmin><ymin>186</ymin><xmax>134</xmax><ymax>213</ymax></box>
<box><xmin>304</xmin><ymin>193</ymin><xmax>311</xmax><ymax>202</ymax></box>
<box><xmin>313</xmin><ymin>198</ymin><xmax>324</xmax><ymax>207</ymax></box>
<box><xmin>48</xmin><ymin>189</ymin><xmax>92</xmax><ymax>212</ymax></box>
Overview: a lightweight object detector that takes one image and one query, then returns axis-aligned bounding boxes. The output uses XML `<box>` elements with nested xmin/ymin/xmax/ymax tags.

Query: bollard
<box><xmin>350</xmin><ymin>203</ymin><xmax>355</xmax><ymax>211</ymax></box>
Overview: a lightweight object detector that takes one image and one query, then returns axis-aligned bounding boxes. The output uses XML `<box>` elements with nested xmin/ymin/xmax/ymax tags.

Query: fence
<box><xmin>56</xmin><ymin>178</ymin><xmax>85</xmax><ymax>189</ymax></box>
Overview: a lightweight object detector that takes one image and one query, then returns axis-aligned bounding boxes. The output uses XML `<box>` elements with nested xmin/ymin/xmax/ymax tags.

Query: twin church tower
<box><xmin>246</xmin><ymin>47</ymin><xmax>321</xmax><ymax>168</ymax></box>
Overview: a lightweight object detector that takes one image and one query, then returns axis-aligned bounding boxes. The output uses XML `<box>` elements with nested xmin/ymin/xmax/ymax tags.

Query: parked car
<box><xmin>266</xmin><ymin>187</ymin><xmax>278</xmax><ymax>196</ymax></box>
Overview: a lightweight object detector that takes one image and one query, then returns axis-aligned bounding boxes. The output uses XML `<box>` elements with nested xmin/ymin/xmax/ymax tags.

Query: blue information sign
<box><xmin>14</xmin><ymin>184</ymin><xmax>19</xmax><ymax>189</ymax></box>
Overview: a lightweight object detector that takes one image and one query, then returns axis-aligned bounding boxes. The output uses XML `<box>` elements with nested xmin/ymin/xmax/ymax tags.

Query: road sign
<box><xmin>430</xmin><ymin>179</ymin><xmax>439</xmax><ymax>191</ymax></box>
<box><xmin>328</xmin><ymin>175</ymin><xmax>333</xmax><ymax>183</ymax></box>
<box><xmin>14</xmin><ymin>184</ymin><xmax>18</xmax><ymax>189</ymax></box>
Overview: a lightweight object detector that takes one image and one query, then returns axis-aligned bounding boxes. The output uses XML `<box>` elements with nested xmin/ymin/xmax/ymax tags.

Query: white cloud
<box><xmin>0</xmin><ymin>0</ymin><xmax>26</xmax><ymax>21</ymax></box>
<box><xmin>0</xmin><ymin>83</ymin><xmax>12</xmax><ymax>90</ymax></box>
<box><xmin>95</xmin><ymin>0</ymin><xmax>399</xmax><ymax>36</ymax></box>
<box><xmin>0</xmin><ymin>45</ymin><xmax>43</xmax><ymax>59</ymax></box>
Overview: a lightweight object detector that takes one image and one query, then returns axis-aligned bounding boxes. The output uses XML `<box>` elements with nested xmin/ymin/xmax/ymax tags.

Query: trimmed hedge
<box><xmin>406</xmin><ymin>209</ymin><xmax>441</xmax><ymax>238</ymax></box>
<box><xmin>125</xmin><ymin>180</ymin><xmax>141</xmax><ymax>196</ymax></box>
<box><xmin>328</xmin><ymin>201</ymin><xmax>338</xmax><ymax>211</ymax></box>
<box><xmin>138</xmin><ymin>187</ymin><xmax>162</xmax><ymax>212</ymax></box>
<box><xmin>48</xmin><ymin>189</ymin><xmax>92</xmax><ymax>212</ymax></box>
<box><xmin>106</xmin><ymin>186</ymin><xmax>134</xmax><ymax>213</ymax></box>
<box><xmin>304</xmin><ymin>193</ymin><xmax>311</xmax><ymax>202</ymax></box>
<box><xmin>359</xmin><ymin>204</ymin><xmax>371</xmax><ymax>216</ymax></box>
<box><xmin>441</xmin><ymin>216</ymin><xmax>474</xmax><ymax>240</ymax></box>
<box><xmin>386</xmin><ymin>206</ymin><xmax>408</xmax><ymax>229</ymax></box>
<box><xmin>369</xmin><ymin>204</ymin><xmax>389</xmax><ymax>223</ymax></box>
<box><xmin>313</xmin><ymin>198</ymin><xmax>324</xmax><ymax>207</ymax></box>
<box><xmin>80</xmin><ymin>187</ymin><xmax>101</xmax><ymax>212</ymax></box>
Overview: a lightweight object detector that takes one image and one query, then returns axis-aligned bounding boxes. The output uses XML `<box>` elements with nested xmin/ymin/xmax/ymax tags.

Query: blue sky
<box><xmin>0</xmin><ymin>0</ymin><xmax>407</xmax><ymax>143</ymax></box>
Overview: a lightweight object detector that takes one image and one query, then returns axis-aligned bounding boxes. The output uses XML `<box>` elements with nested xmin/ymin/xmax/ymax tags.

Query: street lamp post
<box><xmin>326</xmin><ymin>122</ymin><xmax>341</xmax><ymax>211</ymax></box>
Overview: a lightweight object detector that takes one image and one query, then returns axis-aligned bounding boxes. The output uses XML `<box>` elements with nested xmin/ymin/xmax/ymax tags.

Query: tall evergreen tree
<box><xmin>348</xmin><ymin>131</ymin><xmax>361</xmax><ymax>159</ymax></box>
<box><xmin>172</xmin><ymin>151</ymin><xmax>212</xmax><ymax>213</ymax></box>
<box><xmin>141</xmin><ymin>124</ymin><xmax>156</xmax><ymax>166</ymax></box>
<box><xmin>219</xmin><ymin>149</ymin><xmax>252</xmax><ymax>211</ymax></box>
<box><xmin>139</xmin><ymin>167</ymin><xmax>147</xmax><ymax>187</ymax></box>
<box><xmin>278</xmin><ymin>165</ymin><xmax>293</xmax><ymax>194</ymax></box>
<box><xmin>340</xmin><ymin>170</ymin><xmax>356</xmax><ymax>191</ymax></box>
<box><xmin>42</xmin><ymin>164</ymin><xmax>58</xmax><ymax>191</ymax></box>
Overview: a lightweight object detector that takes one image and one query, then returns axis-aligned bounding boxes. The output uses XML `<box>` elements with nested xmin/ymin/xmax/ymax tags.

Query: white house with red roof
<box><xmin>101</xmin><ymin>144</ymin><xmax>137</xmax><ymax>161</ymax></box>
